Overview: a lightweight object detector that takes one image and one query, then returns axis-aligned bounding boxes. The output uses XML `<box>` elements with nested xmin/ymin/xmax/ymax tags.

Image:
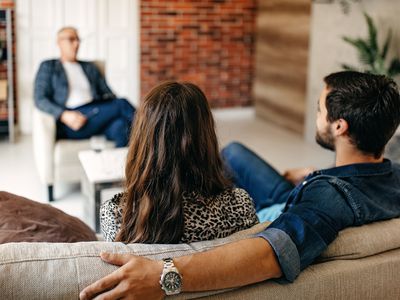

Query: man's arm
<box><xmin>35</xmin><ymin>60</ymin><xmax>87</xmax><ymax>130</ymax></box>
<box><xmin>79</xmin><ymin>237</ymin><xmax>281</xmax><ymax>300</ymax></box>
<box><xmin>88</xmin><ymin>62</ymin><xmax>116</xmax><ymax>101</ymax></box>
<box><xmin>177</xmin><ymin>237</ymin><xmax>281</xmax><ymax>291</ymax></box>
<box><xmin>34</xmin><ymin>61</ymin><xmax>65</xmax><ymax>119</ymax></box>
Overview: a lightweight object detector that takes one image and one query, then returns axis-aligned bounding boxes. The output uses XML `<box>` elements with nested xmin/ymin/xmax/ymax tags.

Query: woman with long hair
<box><xmin>101</xmin><ymin>81</ymin><xmax>258</xmax><ymax>244</ymax></box>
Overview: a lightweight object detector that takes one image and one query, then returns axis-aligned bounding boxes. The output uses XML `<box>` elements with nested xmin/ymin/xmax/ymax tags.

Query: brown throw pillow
<box><xmin>0</xmin><ymin>191</ymin><xmax>97</xmax><ymax>243</ymax></box>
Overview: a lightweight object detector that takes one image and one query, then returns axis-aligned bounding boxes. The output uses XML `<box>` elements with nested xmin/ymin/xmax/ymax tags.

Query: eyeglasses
<box><xmin>60</xmin><ymin>37</ymin><xmax>80</xmax><ymax>43</ymax></box>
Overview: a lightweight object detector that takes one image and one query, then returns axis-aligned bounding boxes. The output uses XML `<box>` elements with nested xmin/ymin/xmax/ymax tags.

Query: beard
<box><xmin>315</xmin><ymin>127</ymin><xmax>335</xmax><ymax>151</ymax></box>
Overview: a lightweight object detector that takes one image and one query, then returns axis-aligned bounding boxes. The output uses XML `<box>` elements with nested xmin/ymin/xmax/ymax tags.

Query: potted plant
<box><xmin>342</xmin><ymin>13</ymin><xmax>400</xmax><ymax>78</ymax></box>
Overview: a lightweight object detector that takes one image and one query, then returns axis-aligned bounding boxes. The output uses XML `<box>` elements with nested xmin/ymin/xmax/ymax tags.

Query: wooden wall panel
<box><xmin>254</xmin><ymin>0</ymin><xmax>311</xmax><ymax>134</ymax></box>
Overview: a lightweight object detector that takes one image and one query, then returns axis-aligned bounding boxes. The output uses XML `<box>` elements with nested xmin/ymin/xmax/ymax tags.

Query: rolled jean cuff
<box><xmin>257</xmin><ymin>228</ymin><xmax>300</xmax><ymax>282</ymax></box>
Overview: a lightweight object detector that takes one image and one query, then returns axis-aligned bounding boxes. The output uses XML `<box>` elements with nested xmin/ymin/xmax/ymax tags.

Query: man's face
<box><xmin>315</xmin><ymin>86</ymin><xmax>335</xmax><ymax>151</ymax></box>
<box><xmin>57</xmin><ymin>28</ymin><xmax>80</xmax><ymax>61</ymax></box>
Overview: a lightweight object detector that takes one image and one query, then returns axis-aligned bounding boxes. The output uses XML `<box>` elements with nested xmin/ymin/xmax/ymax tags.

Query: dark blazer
<box><xmin>34</xmin><ymin>59</ymin><xmax>116</xmax><ymax>119</ymax></box>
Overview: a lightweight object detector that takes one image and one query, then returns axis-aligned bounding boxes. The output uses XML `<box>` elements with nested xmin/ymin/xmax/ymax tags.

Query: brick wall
<box><xmin>140</xmin><ymin>0</ymin><xmax>256</xmax><ymax>107</ymax></box>
<box><xmin>0</xmin><ymin>0</ymin><xmax>13</xmax><ymax>9</ymax></box>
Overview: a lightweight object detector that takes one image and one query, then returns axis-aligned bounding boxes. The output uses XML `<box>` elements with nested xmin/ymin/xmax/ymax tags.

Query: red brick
<box><xmin>140</xmin><ymin>0</ymin><xmax>256</xmax><ymax>107</ymax></box>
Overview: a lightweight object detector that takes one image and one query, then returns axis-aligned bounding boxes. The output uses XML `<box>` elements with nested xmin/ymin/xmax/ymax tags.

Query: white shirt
<box><xmin>63</xmin><ymin>61</ymin><xmax>93</xmax><ymax>108</ymax></box>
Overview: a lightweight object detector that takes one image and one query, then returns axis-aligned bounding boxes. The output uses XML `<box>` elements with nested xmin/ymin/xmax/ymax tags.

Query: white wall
<box><xmin>305</xmin><ymin>0</ymin><xmax>400</xmax><ymax>142</ymax></box>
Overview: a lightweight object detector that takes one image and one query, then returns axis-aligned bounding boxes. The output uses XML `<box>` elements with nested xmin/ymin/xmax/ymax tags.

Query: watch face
<box><xmin>163</xmin><ymin>271</ymin><xmax>182</xmax><ymax>291</ymax></box>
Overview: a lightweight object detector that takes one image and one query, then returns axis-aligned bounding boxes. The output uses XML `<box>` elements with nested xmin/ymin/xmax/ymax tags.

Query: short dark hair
<box><xmin>324</xmin><ymin>71</ymin><xmax>400</xmax><ymax>158</ymax></box>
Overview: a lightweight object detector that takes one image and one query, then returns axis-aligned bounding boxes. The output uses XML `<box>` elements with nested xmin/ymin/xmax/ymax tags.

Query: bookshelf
<box><xmin>0</xmin><ymin>8</ymin><xmax>15</xmax><ymax>142</ymax></box>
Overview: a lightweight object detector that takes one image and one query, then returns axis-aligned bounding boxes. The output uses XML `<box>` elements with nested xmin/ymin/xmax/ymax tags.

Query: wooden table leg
<box><xmin>94</xmin><ymin>184</ymin><xmax>102</xmax><ymax>233</ymax></box>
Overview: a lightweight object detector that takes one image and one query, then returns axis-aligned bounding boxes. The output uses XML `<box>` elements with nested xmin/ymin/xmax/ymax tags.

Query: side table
<box><xmin>79</xmin><ymin>148</ymin><xmax>127</xmax><ymax>232</ymax></box>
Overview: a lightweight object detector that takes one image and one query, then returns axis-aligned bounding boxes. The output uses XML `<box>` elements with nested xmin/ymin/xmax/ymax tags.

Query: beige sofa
<box><xmin>1</xmin><ymin>218</ymin><xmax>400</xmax><ymax>300</ymax></box>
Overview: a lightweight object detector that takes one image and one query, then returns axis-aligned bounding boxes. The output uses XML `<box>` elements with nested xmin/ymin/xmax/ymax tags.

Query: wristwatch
<box><xmin>159</xmin><ymin>258</ymin><xmax>183</xmax><ymax>295</ymax></box>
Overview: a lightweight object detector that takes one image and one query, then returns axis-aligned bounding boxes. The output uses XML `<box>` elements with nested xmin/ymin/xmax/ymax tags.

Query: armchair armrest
<box><xmin>32</xmin><ymin>107</ymin><xmax>56</xmax><ymax>184</ymax></box>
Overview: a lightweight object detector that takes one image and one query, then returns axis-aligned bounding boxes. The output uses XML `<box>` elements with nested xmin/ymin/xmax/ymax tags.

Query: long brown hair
<box><xmin>116</xmin><ymin>82</ymin><xmax>231</xmax><ymax>244</ymax></box>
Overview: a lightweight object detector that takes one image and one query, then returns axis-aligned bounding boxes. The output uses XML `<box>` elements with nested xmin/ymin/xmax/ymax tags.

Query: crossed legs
<box><xmin>57</xmin><ymin>98</ymin><xmax>135</xmax><ymax>147</ymax></box>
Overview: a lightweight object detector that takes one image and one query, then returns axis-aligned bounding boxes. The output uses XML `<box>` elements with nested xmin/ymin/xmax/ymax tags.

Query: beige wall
<box><xmin>305</xmin><ymin>0</ymin><xmax>400</xmax><ymax>142</ymax></box>
<box><xmin>254</xmin><ymin>0</ymin><xmax>311</xmax><ymax>134</ymax></box>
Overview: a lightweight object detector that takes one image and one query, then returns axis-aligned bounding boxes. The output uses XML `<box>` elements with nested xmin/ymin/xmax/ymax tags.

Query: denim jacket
<box><xmin>257</xmin><ymin>159</ymin><xmax>400</xmax><ymax>282</ymax></box>
<box><xmin>34</xmin><ymin>59</ymin><xmax>115</xmax><ymax>119</ymax></box>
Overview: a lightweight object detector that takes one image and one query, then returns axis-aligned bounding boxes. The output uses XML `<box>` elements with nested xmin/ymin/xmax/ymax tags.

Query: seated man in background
<box><xmin>34</xmin><ymin>26</ymin><xmax>135</xmax><ymax>147</ymax></box>
<box><xmin>79</xmin><ymin>71</ymin><xmax>400</xmax><ymax>300</ymax></box>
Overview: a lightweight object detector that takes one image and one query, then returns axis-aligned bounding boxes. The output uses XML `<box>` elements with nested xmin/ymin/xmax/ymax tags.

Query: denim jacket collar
<box><xmin>311</xmin><ymin>159</ymin><xmax>392</xmax><ymax>178</ymax></box>
<box><xmin>286</xmin><ymin>159</ymin><xmax>394</xmax><ymax>209</ymax></box>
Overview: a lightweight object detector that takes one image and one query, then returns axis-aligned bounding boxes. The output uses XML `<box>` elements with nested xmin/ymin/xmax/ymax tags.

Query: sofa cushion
<box><xmin>320</xmin><ymin>217</ymin><xmax>400</xmax><ymax>260</ymax></box>
<box><xmin>0</xmin><ymin>191</ymin><xmax>97</xmax><ymax>243</ymax></box>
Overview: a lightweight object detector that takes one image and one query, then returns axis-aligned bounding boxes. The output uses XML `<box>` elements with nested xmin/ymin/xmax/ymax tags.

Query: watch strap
<box><xmin>160</xmin><ymin>258</ymin><xmax>182</xmax><ymax>295</ymax></box>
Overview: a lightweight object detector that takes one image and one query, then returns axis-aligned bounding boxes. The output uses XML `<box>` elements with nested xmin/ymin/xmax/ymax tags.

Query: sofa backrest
<box><xmin>320</xmin><ymin>217</ymin><xmax>400</xmax><ymax>260</ymax></box>
<box><xmin>1</xmin><ymin>218</ymin><xmax>400</xmax><ymax>299</ymax></box>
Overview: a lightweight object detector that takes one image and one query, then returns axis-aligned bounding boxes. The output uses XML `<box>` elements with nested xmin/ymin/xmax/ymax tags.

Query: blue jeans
<box><xmin>57</xmin><ymin>98</ymin><xmax>135</xmax><ymax>147</ymax></box>
<box><xmin>221</xmin><ymin>142</ymin><xmax>294</xmax><ymax>220</ymax></box>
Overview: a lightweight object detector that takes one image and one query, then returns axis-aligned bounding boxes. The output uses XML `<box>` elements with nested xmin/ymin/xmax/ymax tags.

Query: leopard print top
<box><xmin>100</xmin><ymin>188</ymin><xmax>259</xmax><ymax>243</ymax></box>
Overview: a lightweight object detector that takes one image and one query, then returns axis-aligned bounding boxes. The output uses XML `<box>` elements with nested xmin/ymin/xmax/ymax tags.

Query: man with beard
<box><xmin>80</xmin><ymin>71</ymin><xmax>400</xmax><ymax>300</ymax></box>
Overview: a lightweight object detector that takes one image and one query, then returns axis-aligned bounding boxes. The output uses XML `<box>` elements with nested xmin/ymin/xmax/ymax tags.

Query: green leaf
<box><xmin>341</xmin><ymin>63</ymin><xmax>357</xmax><ymax>71</ymax></box>
<box><xmin>381</xmin><ymin>29</ymin><xmax>392</xmax><ymax>60</ymax></box>
<box><xmin>388</xmin><ymin>59</ymin><xmax>400</xmax><ymax>77</ymax></box>
<box><xmin>343</xmin><ymin>36</ymin><xmax>374</xmax><ymax>66</ymax></box>
<box><xmin>374</xmin><ymin>57</ymin><xmax>388</xmax><ymax>75</ymax></box>
<box><xmin>364</xmin><ymin>13</ymin><xmax>378</xmax><ymax>56</ymax></box>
